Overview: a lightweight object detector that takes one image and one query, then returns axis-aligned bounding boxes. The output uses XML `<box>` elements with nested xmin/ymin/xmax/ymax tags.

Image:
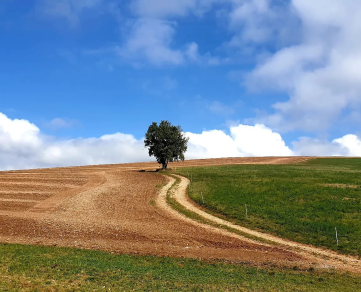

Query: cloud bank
<box><xmin>245</xmin><ymin>0</ymin><xmax>361</xmax><ymax>132</ymax></box>
<box><xmin>0</xmin><ymin>112</ymin><xmax>360</xmax><ymax>171</ymax></box>
<box><xmin>0</xmin><ymin>113</ymin><xmax>149</xmax><ymax>170</ymax></box>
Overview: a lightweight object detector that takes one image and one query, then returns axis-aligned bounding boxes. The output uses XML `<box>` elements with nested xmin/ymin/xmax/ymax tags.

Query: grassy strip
<box><xmin>163</xmin><ymin>172</ymin><xmax>277</xmax><ymax>246</ymax></box>
<box><xmin>1</xmin><ymin>243</ymin><xmax>361</xmax><ymax>291</ymax></box>
<box><xmin>174</xmin><ymin>158</ymin><xmax>361</xmax><ymax>256</ymax></box>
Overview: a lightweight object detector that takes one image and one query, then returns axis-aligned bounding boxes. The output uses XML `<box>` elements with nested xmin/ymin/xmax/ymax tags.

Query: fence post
<box><xmin>335</xmin><ymin>227</ymin><xmax>338</xmax><ymax>246</ymax></box>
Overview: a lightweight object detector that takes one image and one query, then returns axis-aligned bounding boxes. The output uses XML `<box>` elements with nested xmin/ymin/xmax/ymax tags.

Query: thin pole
<box><xmin>245</xmin><ymin>204</ymin><xmax>248</xmax><ymax>219</ymax></box>
<box><xmin>335</xmin><ymin>227</ymin><xmax>339</xmax><ymax>246</ymax></box>
<box><xmin>201</xmin><ymin>192</ymin><xmax>204</xmax><ymax>204</ymax></box>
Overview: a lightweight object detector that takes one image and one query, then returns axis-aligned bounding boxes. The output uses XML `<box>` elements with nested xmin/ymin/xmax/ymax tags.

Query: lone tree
<box><xmin>144</xmin><ymin>120</ymin><xmax>189</xmax><ymax>170</ymax></box>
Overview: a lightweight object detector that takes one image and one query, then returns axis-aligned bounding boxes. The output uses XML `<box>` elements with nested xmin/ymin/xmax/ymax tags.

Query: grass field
<box><xmin>1</xmin><ymin>243</ymin><xmax>361</xmax><ymax>291</ymax></box>
<box><xmin>175</xmin><ymin>158</ymin><xmax>361</xmax><ymax>256</ymax></box>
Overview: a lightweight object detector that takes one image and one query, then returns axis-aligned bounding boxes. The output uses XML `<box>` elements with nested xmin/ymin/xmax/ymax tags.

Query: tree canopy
<box><xmin>144</xmin><ymin>120</ymin><xmax>189</xmax><ymax>169</ymax></box>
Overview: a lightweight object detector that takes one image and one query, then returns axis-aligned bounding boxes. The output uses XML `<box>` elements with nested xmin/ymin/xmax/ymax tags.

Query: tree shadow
<box><xmin>138</xmin><ymin>169</ymin><xmax>162</xmax><ymax>173</ymax></box>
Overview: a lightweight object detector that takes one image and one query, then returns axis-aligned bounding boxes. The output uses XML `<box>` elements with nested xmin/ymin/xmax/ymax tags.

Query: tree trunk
<box><xmin>162</xmin><ymin>161</ymin><xmax>168</xmax><ymax>169</ymax></box>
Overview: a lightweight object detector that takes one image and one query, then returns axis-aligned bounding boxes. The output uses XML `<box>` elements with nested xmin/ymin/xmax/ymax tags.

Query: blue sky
<box><xmin>1</xmin><ymin>0</ymin><xmax>361</xmax><ymax>170</ymax></box>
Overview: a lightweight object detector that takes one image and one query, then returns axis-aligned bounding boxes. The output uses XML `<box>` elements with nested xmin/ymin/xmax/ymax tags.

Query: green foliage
<box><xmin>175</xmin><ymin>158</ymin><xmax>361</xmax><ymax>255</ymax></box>
<box><xmin>1</xmin><ymin>243</ymin><xmax>361</xmax><ymax>291</ymax></box>
<box><xmin>144</xmin><ymin>120</ymin><xmax>189</xmax><ymax>169</ymax></box>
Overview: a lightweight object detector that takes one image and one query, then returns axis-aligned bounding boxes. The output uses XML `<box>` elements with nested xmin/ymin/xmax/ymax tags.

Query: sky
<box><xmin>1</xmin><ymin>0</ymin><xmax>361</xmax><ymax>170</ymax></box>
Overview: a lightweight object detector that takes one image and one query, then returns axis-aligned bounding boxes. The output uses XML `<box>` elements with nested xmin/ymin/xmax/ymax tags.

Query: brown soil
<box><xmin>0</xmin><ymin>156</ymin><xmax>359</xmax><ymax>272</ymax></box>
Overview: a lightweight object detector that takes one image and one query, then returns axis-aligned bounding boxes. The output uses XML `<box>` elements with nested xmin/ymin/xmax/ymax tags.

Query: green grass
<box><xmin>174</xmin><ymin>158</ymin><xmax>361</xmax><ymax>256</ymax></box>
<box><xmin>1</xmin><ymin>243</ymin><xmax>361</xmax><ymax>291</ymax></box>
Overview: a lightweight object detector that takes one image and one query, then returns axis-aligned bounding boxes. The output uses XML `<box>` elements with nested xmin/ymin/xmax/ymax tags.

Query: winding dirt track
<box><xmin>0</xmin><ymin>157</ymin><xmax>359</xmax><ymax>273</ymax></box>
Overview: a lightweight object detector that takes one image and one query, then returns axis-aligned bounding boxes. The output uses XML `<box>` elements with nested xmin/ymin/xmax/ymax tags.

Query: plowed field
<box><xmin>0</xmin><ymin>157</ymin><xmax>347</xmax><ymax>270</ymax></box>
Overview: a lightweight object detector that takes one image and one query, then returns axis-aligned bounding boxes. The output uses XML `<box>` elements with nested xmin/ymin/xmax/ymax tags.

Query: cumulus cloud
<box><xmin>119</xmin><ymin>0</ymin><xmax>202</xmax><ymax>66</ymax></box>
<box><xmin>0</xmin><ymin>113</ymin><xmax>42</xmax><ymax>153</ymax></box>
<box><xmin>45</xmin><ymin>118</ymin><xmax>79</xmax><ymax>129</ymax></box>
<box><xmin>0</xmin><ymin>113</ymin><xmax>149</xmax><ymax>170</ymax></box>
<box><xmin>228</xmin><ymin>0</ymin><xmax>281</xmax><ymax>45</ymax></box>
<box><xmin>334</xmin><ymin>135</ymin><xmax>361</xmax><ymax>156</ymax></box>
<box><xmin>118</xmin><ymin>19</ymin><xmax>184</xmax><ymax>66</ymax></box>
<box><xmin>186</xmin><ymin>124</ymin><xmax>294</xmax><ymax>159</ymax></box>
<box><xmin>185</xmin><ymin>42</ymin><xmax>230</xmax><ymax>65</ymax></box>
<box><xmin>185</xmin><ymin>42</ymin><xmax>199</xmax><ymax>62</ymax></box>
<box><xmin>231</xmin><ymin>124</ymin><xmax>294</xmax><ymax>156</ymax></box>
<box><xmin>189</xmin><ymin>128</ymin><xmax>361</xmax><ymax>158</ymax></box>
<box><xmin>186</xmin><ymin>130</ymin><xmax>240</xmax><ymax>159</ymax></box>
<box><xmin>293</xmin><ymin>134</ymin><xmax>361</xmax><ymax>156</ymax></box>
<box><xmin>245</xmin><ymin>0</ymin><xmax>361</xmax><ymax>132</ymax></box>
<box><xmin>120</xmin><ymin>0</ymin><xmax>228</xmax><ymax>66</ymax></box>
<box><xmin>223</xmin><ymin>0</ymin><xmax>299</xmax><ymax>52</ymax></box>
<box><xmin>118</xmin><ymin>21</ymin><xmax>225</xmax><ymax>66</ymax></box>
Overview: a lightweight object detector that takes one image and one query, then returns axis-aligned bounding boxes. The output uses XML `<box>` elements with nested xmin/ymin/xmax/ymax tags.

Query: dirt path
<box><xmin>166</xmin><ymin>174</ymin><xmax>361</xmax><ymax>274</ymax></box>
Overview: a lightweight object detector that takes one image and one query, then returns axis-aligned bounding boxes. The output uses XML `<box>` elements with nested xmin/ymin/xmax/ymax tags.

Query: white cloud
<box><xmin>186</xmin><ymin>130</ymin><xmax>240</xmax><ymax>159</ymax></box>
<box><xmin>185</xmin><ymin>42</ymin><xmax>199</xmax><ymax>62</ymax></box>
<box><xmin>45</xmin><ymin>118</ymin><xmax>79</xmax><ymax>129</ymax></box>
<box><xmin>292</xmin><ymin>134</ymin><xmax>361</xmax><ymax>157</ymax></box>
<box><xmin>226</xmin><ymin>0</ymin><xmax>298</xmax><ymax>47</ymax></box>
<box><xmin>188</xmin><ymin>128</ymin><xmax>361</xmax><ymax>159</ymax></box>
<box><xmin>292</xmin><ymin>137</ymin><xmax>344</xmax><ymax>156</ymax></box>
<box><xmin>185</xmin><ymin>42</ymin><xmax>230</xmax><ymax>65</ymax></box>
<box><xmin>333</xmin><ymin>135</ymin><xmax>361</xmax><ymax>156</ymax></box>
<box><xmin>245</xmin><ymin>0</ymin><xmax>361</xmax><ymax>132</ymax></box>
<box><xmin>40</xmin><ymin>133</ymin><xmax>148</xmax><ymax>167</ymax></box>
<box><xmin>118</xmin><ymin>18</ymin><xmax>184</xmax><ymax>66</ymax></box>
<box><xmin>118</xmin><ymin>22</ymin><xmax>225</xmax><ymax>66</ymax></box>
<box><xmin>231</xmin><ymin>124</ymin><xmax>294</xmax><ymax>156</ymax></box>
<box><xmin>0</xmin><ymin>113</ymin><xmax>42</xmax><ymax>152</ymax></box>
<box><xmin>186</xmin><ymin>123</ymin><xmax>294</xmax><ymax>159</ymax></box>
<box><xmin>0</xmin><ymin>113</ymin><xmax>149</xmax><ymax>170</ymax></box>
<box><xmin>228</xmin><ymin>0</ymin><xmax>272</xmax><ymax>44</ymax></box>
